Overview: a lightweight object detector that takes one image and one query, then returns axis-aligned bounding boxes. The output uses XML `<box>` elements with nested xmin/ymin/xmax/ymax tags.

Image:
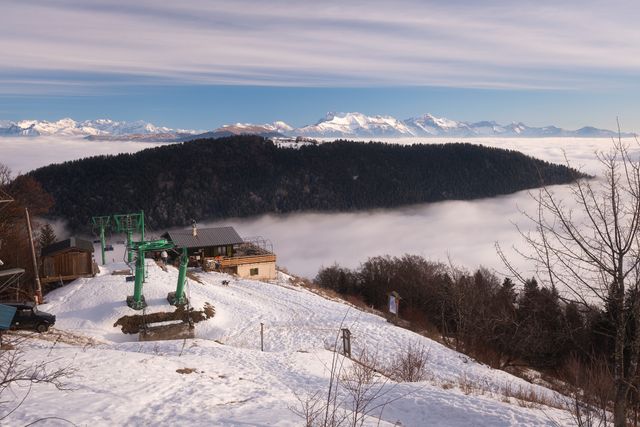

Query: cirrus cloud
<box><xmin>1</xmin><ymin>0</ymin><xmax>639</xmax><ymax>93</ymax></box>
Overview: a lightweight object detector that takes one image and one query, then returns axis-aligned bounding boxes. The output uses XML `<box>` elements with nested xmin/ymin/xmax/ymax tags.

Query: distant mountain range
<box><xmin>0</xmin><ymin>118</ymin><xmax>197</xmax><ymax>138</ymax></box>
<box><xmin>0</xmin><ymin>113</ymin><xmax>634</xmax><ymax>140</ymax></box>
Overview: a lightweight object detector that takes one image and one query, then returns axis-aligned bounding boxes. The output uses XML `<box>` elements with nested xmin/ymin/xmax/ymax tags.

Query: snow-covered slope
<box><xmin>4</xmin><ymin>248</ymin><xmax>575</xmax><ymax>426</ymax></box>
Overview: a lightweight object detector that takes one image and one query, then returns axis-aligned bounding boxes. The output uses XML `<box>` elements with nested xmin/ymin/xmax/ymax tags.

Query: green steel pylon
<box><xmin>126</xmin><ymin>237</ymin><xmax>174</xmax><ymax>310</ymax></box>
<box><xmin>90</xmin><ymin>216</ymin><xmax>111</xmax><ymax>265</ymax></box>
<box><xmin>113</xmin><ymin>210</ymin><xmax>145</xmax><ymax>263</ymax></box>
<box><xmin>168</xmin><ymin>247</ymin><xmax>189</xmax><ymax>306</ymax></box>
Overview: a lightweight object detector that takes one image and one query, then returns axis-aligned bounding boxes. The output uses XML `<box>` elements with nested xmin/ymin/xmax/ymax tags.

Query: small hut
<box><xmin>40</xmin><ymin>237</ymin><xmax>97</xmax><ymax>285</ymax></box>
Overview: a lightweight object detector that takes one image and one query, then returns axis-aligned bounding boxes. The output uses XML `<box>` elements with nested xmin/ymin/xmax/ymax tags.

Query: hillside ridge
<box><xmin>29</xmin><ymin>136</ymin><xmax>585</xmax><ymax>230</ymax></box>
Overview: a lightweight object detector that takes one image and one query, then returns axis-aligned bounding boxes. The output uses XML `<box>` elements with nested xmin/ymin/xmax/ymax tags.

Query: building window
<box><xmin>250</xmin><ymin>268</ymin><xmax>259</xmax><ymax>276</ymax></box>
<box><xmin>216</xmin><ymin>246</ymin><xmax>226</xmax><ymax>256</ymax></box>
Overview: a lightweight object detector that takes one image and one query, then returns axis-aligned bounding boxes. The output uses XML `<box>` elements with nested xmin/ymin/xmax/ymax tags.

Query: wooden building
<box><xmin>163</xmin><ymin>226</ymin><xmax>277</xmax><ymax>280</ymax></box>
<box><xmin>40</xmin><ymin>237</ymin><xmax>97</xmax><ymax>284</ymax></box>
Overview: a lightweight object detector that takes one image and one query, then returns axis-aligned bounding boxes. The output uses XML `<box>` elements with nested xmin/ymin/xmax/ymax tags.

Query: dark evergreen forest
<box><xmin>29</xmin><ymin>136</ymin><xmax>584</xmax><ymax>230</ymax></box>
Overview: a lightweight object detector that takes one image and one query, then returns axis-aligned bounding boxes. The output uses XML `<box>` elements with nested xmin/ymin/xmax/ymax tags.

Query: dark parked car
<box><xmin>7</xmin><ymin>302</ymin><xmax>56</xmax><ymax>332</ymax></box>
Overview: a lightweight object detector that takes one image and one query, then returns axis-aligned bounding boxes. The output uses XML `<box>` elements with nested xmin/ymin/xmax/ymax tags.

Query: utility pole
<box><xmin>25</xmin><ymin>208</ymin><xmax>42</xmax><ymax>304</ymax></box>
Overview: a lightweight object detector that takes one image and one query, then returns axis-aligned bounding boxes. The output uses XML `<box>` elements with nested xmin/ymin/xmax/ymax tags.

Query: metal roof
<box><xmin>41</xmin><ymin>237</ymin><xmax>94</xmax><ymax>257</ymax></box>
<box><xmin>164</xmin><ymin>226</ymin><xmax>243</xmax><ymax>249</ymax></box>
<box><xmin>0</xmin><ymin>268</ymin><xmax>25</xmax><ymax>278</ymax></box>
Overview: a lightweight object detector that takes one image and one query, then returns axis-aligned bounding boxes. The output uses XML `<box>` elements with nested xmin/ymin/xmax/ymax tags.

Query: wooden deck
<box><xmin>219</xmin><ymin>254</ymin><xmax>276</xmax><ymax>268</ymax></box>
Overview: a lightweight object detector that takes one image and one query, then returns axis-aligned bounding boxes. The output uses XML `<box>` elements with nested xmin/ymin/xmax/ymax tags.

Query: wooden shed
<box><xmin>40</xmin><ymin>237</ymin><xmax>97</xmax><ymax>284</ymax></box>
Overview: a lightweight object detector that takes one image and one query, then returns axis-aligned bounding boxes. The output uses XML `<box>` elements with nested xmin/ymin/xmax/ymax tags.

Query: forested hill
<box><xmin>30</xmin><ymin>136</ymin><xmax>584</xmax><ymax>230</ymax></box>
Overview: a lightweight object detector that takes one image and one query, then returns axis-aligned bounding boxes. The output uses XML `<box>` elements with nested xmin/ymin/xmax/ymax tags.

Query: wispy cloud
<box><xmin>2</xmin><ymin>0</ymin><xmax>639</xmax><ymax>93</ymax></box>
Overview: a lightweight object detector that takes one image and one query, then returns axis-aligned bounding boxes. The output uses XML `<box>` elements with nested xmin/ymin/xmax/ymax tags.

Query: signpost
<box><xmin>388</xmin><ymin>294</ymin><xmax>398</xmax><ymax>315</ymax></box>
<box><xmin>341</xmin><ymin>328</ymin><xmax>351</xmax><ymax>358</ymax></box>
<box><xmin>388</xmin><ymin>291</ymin><xmax>401</xmax><ymax>322</ymax></box>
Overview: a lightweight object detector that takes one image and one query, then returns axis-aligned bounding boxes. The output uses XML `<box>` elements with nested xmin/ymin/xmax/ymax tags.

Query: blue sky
<box><xmin>2</xmin><ymin>0</ymin><xmax>639</xmax><ymax>131</ymax></box>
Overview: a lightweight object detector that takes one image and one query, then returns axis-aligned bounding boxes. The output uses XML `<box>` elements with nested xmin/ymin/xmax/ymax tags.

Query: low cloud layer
<box><xmin>201</xmin><ymin>137</ymin><xmax>639</xmax><ymax>280</ymax></box>
<box><xmin>1</xmin><ymin>0</ymin><xmax>639</xmax><ymax>92</ymax></box>
<box><xmin>1</xmin><ymin>136</ymin><xmax>160</xmax><ymax>174</ymax></box>
<box><xmin>201</xmin><ymin>186</ymin><xmax>566</xmax><ymax>280</ymax></box>
<box><xmin>7</xmin><ymin>135</ymin><xmax>639</xmax><ymax>287</ymax></box>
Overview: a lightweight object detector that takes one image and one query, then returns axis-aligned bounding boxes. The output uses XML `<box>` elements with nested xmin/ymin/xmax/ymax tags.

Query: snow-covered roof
<box><xmin>164</xmin><ymin>226</ymin><xmax>243</xmax><ymax>249</ymax></box>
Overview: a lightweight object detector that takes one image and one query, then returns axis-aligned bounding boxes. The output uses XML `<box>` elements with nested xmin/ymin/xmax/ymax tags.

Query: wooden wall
<box><xmin>42</xmin><ymin>250</ymin><xmax>94</xmax><ymax>282</ymax></box>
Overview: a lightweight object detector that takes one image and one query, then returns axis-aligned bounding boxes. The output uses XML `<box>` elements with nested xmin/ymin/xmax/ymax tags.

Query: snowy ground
<box><xmin>3</xmin><ymin>247</ymin><xmax>576</xmax><ymax>426</ymax></box>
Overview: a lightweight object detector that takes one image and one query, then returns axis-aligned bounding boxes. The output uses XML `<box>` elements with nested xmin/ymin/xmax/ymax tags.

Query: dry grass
<box><xmin>457</xmin><ymin>373</ymin><xmax>476</xmax><ymax>395</ymax></box>
<box><xmin>500</xmin><ymin>382</ymin><xmax>561</xmax><ymax>409</ymax></box>
<box><xmin>445</xmin><ymin>374</ymin><xmax>563</xmax><ymax>411</ymax></box>
<box><xmin>385</xmin><ymin>342</ymin><xmax>430</xmax><ymax>383</ymax></box>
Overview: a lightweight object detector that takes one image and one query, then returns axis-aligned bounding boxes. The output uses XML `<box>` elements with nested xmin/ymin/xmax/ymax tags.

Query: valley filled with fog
<box><xmin>2</xmin><ymin>136</ymin><xmax>161</xmax><ymax>174</ymax></box>
<box><xmin>5</xmin><ymin>136</ymin><xmax>637</xmax><ymax>282</ymax></box>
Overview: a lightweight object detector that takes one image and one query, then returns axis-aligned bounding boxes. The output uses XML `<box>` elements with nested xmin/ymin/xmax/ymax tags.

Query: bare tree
<box><xmin>0</xmin><ymin>162</ymin><xmax>12</xmax><ymax>188</ymax></box>
<box><xmin>562</xmin><ymin>354</ymin><xmax>613</xmax><ymax>427</ymax></box>
<box><xmin>500</xmin><ymin>133</ymin><xmax>640</xmax><ymax>427</ymax></box>
<box><xmin>292</xmin><ymin>326</ymin><xmax>426</xmax><ymax>426</ymax></box>
<box><xmin>1</xmin><ymin>334</ymin><xmax>75</xmax><ymax>423</ymax></box>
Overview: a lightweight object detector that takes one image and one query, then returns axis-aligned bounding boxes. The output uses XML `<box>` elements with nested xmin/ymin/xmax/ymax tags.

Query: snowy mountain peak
<box><xmin>0</xmin><ymin>118</ymin><xmax>175</xmax><ymax>137</ymax></box>
<box><xmin>298</xmin><ymin>112</ymin><xmax>415</xmax><ymax>137</ymax></box>
<box><xmin>416</xmin><ymin>113</ymin><xmax>460</xmax><ymax>129</ymax></box>
<box><xmin>215</xmin><ymin>121</ymin><xmax>293</xmax><ymax>137</ymax></box>
<box><xmin>272</xmin><ymin>120</ymin><xmax>294</xmax><ymax>132</ymax></box>
<box><xmin>0</xmin><ymin>114</ymin><xmax>633</xmax><ymax>140</ymax></box>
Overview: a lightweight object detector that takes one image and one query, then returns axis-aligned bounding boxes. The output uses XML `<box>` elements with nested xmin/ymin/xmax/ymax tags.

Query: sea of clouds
<box><xmin>204</xmin><ymin>137</ymin><xmax>638</xmax><ymax>280</ymax></box>
<box><xmin>2</xmin><ymin>136</ymin><xmax>161</xmax><ymax>174</ymax></box>
<box><xmin>5</xmin><ymin>135</ymin><xmax>638</xmax><ymax>283</ymax></box>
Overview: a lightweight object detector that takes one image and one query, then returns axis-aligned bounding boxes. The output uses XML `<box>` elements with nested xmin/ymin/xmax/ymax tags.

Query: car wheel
<box><xmin>36</xmin><ymin>323</ymin><xmax>49</xmax><ymax>333</ymax></box>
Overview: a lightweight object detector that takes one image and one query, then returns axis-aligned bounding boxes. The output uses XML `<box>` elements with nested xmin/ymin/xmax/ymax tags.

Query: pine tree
<box><xmin>39</xmin><ymin>223</ymin><xmax>56</xmax><ymax>249</ymax></box>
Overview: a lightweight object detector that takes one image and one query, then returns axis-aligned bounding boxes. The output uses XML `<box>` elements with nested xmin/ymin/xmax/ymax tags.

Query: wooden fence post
<box><xmin>341</xmin><ymin>328</ymin><xmax>351</xmax><ymax>358</ymax></box>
